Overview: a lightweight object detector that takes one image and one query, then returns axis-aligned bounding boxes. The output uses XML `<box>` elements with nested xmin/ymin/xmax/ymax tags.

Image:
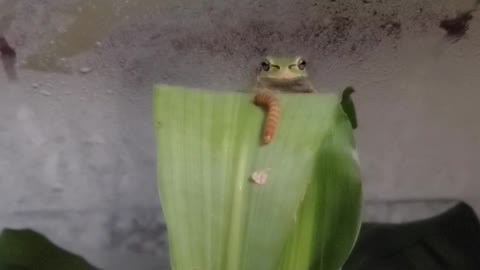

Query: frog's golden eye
<box><xmin>261</xmin><ymin>61</ymin><xmax>270</xmax><ymax>71</ymax></box>
<box><xmin>298</xmin><ymin>60</ymin><xmax>307</xmax><ymax>70</ymax></box>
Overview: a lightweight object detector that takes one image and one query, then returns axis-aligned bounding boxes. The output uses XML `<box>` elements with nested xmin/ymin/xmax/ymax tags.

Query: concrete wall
<box><xmin>1</xmin><ymin>0</ymin><xmax>479</xmax><ymax>269</ymax></box>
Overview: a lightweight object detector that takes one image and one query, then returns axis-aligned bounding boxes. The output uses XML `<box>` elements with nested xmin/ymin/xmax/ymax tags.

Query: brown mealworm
<box><xmin>254</xmin><ymin>92</ymin><xmax>280</xmax><ymax>144</ymax></box>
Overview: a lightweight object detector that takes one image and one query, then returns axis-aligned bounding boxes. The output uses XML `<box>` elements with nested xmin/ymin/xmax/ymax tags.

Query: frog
<box><xmin>252</xmin><ymin>56</ymin><xmax>318</xmax><ymax>145</ymax></box>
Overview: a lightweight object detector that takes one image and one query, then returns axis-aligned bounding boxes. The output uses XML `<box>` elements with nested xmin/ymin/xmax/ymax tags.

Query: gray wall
<box><xmin>1</xmin><ymin>0</ymin><xmax>479</xmax><ymax>269</ymax></box>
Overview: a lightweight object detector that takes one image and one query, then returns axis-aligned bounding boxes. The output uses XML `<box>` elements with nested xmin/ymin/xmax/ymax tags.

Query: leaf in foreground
<box><xmin>152</xmin><ymin>85</ymin><xmax>363</xmax><ymax>270</ymax></box>
<box><xmin>0</xmin><ymin>228</ymin><xmax>99</xmax><ymax>270</ymax></box>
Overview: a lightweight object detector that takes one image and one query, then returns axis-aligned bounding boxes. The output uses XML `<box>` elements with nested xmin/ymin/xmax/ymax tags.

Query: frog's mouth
<box><xmin>263</xmin><ymin>77</ymin><xmax>305</xmax><ymax>86</ymax></box>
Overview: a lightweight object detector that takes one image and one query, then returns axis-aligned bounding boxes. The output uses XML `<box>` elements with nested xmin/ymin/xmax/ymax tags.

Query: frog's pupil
<box><xmin>298</xmin><ymin>60</ymin><xmax>306</xmax><ymax>70</ymax></box>
<box><xmin>261</xmin><ymin>62</ymin><xmax>270</xmax><ymax>71</ymax></box>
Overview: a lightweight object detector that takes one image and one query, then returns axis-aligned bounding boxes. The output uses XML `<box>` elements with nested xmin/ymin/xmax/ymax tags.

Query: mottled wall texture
<box><xmin>0</xmin><ymin>0</ymin><xmax>479</xmax><ymax>269</ymax></box>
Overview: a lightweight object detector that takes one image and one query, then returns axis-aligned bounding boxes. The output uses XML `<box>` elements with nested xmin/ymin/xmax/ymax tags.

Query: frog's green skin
<box><xmin>252</xmin><ymin>56</ymin><xmax>317</xmax><ymax>93</ymax></box>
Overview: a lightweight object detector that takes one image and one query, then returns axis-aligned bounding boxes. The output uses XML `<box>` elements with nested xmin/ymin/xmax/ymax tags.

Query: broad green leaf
<box><xmin>278</xmin><ymin>105</ymin><xmax>362</xmax><ymax>270</ymax></box>
<box><xmin>152</xmin><ymin>85</ymin><xmax>363</xmax><ymax>270</ymax></box>
<box><xmin>0</xmin><ymin>228</ymin><xmax>99</xmax><ymax>270</ymax></box>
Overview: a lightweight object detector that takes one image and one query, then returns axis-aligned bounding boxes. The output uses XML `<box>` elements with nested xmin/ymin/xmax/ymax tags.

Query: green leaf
<box><xmin>0</xmin><ymin>228</ymin><xmax>99</xmax><ymax>270</ymax></box>
<box><xmin>152</xmin><ymin>85</ymin><xmax>363</xmax><ymax>270</ymax></box>
<box><xmin>278</xmin><ymin>106</ymin><xmax>362</xmax><ymax>270</ymax></box>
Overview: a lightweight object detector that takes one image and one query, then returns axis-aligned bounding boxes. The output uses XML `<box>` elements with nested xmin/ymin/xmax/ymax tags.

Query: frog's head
<box><xmin>257</xmin><ymin>56</ymin><xmax>308</xmax><ymax>82</ymax></box>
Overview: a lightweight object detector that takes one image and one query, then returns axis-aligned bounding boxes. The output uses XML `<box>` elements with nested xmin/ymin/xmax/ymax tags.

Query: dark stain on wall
<box><xmin>164</xmin><ymin>1</ymin><xmax>416</xmax><ymax>60</ymax></box>
<box><xmin>0</xmin><ymin>35</ymin><xmax>17</xmax><ymax>81</ymax></box>
<box><xmin>0</xmin><ymin>36</ymin><xmax>15</xmax><ymax>57</ymax></box>
<box><xmin>439</xmin><ymin>0</ymin><xmax>478</xmax><ymax>41</ymax></box>
<box><xmin>440</xmin><ymin>11</ymin><xmax>474</xmax><ymax>40</ymax></box>
<box><xmin>104</xmin><ymin>0</ymin><xmax>463</xmax><ymax>89</ymax></box>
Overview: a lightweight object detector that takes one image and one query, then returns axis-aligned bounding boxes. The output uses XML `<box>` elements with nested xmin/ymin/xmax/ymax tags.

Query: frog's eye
<box><xmin>261</xmin><ymin>61</ymin><xmax>270</xmax><ymax>71</ymax></box>
<box><xmin>298</xmin><ymin>60</ymin><xmax>307</xmax><ymax>70</ymax></box>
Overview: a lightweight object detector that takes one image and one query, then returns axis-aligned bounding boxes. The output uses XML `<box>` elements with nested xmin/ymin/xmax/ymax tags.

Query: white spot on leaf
<box><xmin>251</xmin><ymin>168</ymin><xmax>270</xmax><ymax>185</ymax></box>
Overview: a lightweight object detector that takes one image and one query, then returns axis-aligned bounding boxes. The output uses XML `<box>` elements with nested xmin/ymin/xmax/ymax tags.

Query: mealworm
<box><xmin>254</xmin><ymin>92</ymin><xmax>280</xmax><ymax>144</ymax></box>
